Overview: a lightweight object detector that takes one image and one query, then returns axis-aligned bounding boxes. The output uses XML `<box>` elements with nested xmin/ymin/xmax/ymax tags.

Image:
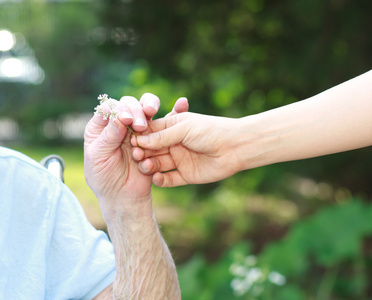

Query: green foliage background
<box><xmin>1</xmin><ymin>0</ymin><xmax>372</xmax><ymax>298</ymax></box>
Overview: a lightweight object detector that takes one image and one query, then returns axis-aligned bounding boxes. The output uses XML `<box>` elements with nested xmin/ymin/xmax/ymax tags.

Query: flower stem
<box><xmin>126</xmin><ymin>126</ymin><xmax>144</xmax><ymax>150</ymax></box>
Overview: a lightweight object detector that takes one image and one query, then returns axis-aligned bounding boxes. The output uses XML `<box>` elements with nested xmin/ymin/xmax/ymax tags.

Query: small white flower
<box><xmin>110</xmin><ymin>109</ymin><xmax>118</xmax><ymax>121</ymax></box>
<box><xmin>96</xmin><ymin>93</ymin><xmax>119</xmax><ymax>122</ymax></box>
<box><xmin>94</xmin><ymin>105</ymin><xmax>103</xmax><ymax>116</ymax></box>
<box><xmin>231</xmin><ymin>278</ymin><xmax>241</xmax><ymax>290</ymax></box>
<box><xmin>236</xmin><ymin>265</ymin><xmax>249</xmax><ymax>277</ymax></box>
<box><xmin>231</xmin><ymin>278</ymin><xmax>249</xmax><ymax>296</ymax></box>
<box><xmin>245</xmin><ymin>255</ymin><xmax>257</xmax><ymax>267</ymax></box>
<box><xmin>268</xmin><ymin>271</ymin><xmax>286</xmax><ymax>286</ymax></box>
<box><xmin>245</xmin><ymin>267</ymin><xmax>262</xmax><ymax>286</ymax></box>
<box><xmin>229</xmin><ymin>263</ymin><xmax>240</xmax><ymax>276</ymax></box>
<box><xmin>107</xmin><ymin>98</ymin><xmax>116</xmax><ymax>109</ymax></box>
<box><xmin>102</xmin><ymin>111</ymin><xmax>110</xmax><ymax>120</ymax></box>
<box><xmin>98</xmin><ymin>93</ymin><xmax>109</xmax><ymax>104</ymax></box>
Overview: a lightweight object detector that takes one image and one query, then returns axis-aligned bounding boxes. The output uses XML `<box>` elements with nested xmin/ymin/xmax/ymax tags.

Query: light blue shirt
<box><xmin>0</xmin><ymin>147</ymin><xmax>115</xmax><ymax>300</ymax></box>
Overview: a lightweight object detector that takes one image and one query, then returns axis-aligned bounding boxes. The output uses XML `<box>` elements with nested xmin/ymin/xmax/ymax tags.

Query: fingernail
<box><xmin>134</xmin><ymin>118</ymin><xmax>146</xmax><ymax>126</ymax></box>
<box><xmin>147</xmin><ymin>100</ymin><xmax>159</xmax><ymax>110</ymax></box>
<box><xmin>140</xmin><ymin>161</ymin><xmax>149</xmax><ymax>173</ymax></box>
<box><xmin>122</xmin><ymin>111</ymin><xmax>133</xmax><ymax>119</ymax></box>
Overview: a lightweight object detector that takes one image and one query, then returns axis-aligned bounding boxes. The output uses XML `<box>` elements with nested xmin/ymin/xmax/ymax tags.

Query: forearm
<box><xmin>102</xmin><ymin>196</ymin><xmax>180</xmax><ymax>300</ymax></box>
<box><xmin>239</xmin><ymin>69</ymin><xmax>372</xmax><ymax>170</ymax></box>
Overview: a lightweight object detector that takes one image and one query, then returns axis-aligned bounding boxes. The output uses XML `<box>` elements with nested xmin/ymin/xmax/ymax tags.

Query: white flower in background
<box><xmin>268</xmin><ymin>271</ymin><xmax>286</xmax><ymax>286</ymax></box>
<box><xmin>244</xmin><ymin>267</ymin><xmax>262</xmax><ymax>286</ymax></box>
<box><xmin>229</xmin><ymin>254</ymin><xmax>286</xmax><ymax>297</ymax></box>
<box><xmin>230</xmin><ymin>263</ymin><xmax>249</xmax><ymax>277</ymax></box>
<box><xmin>245</xmin><ymin>255</ymin><xmax>257</xmax><ymax>266</ymax></box>
<box><xmin>231</xmin><ymin>278</ymin><xmax>247</xmax><ymax>296</ymax></box>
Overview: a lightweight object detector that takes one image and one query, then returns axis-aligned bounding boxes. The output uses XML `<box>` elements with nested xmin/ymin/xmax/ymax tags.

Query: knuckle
<box><xmin>143</xmin><ymin>149</ymin><xmax>154</xmax><ymax>158</ymax></box>
<box><xmin>151</xmin><ymin>157</ymin><xmax>161</xmax><ymax>172</ymax></box>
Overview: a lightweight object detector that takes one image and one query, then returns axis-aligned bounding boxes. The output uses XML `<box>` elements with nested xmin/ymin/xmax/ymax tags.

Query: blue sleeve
<box><xmin>0</xmin><ymin>147</ymin><xmax>116</xmax><ymax>300</ymax></box>
<box><xmin>44</xmin><ymin>176</ymin><xmax>116</xmax><ymax>300</ymax></box>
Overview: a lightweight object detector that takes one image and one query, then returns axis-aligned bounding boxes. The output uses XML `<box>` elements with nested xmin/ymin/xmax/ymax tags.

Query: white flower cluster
<box><xmin>229</xmin><ymin>255</ymin><xmax>286</xmax><ymax>297</ymax></box>
<box><xmin>95</xmin><ymin>93</ymin><xmax>118</xmax><ymax>121</ymax></box>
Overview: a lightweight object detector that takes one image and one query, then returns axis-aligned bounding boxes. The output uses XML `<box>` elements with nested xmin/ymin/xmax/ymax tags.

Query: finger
<box><xmin>140</xmin><ymin>93</ymin><xmax>160</xmax><ymax>120</ymax></box>
<box><xmin>84</xmin><ymin>115</ymin><xmax>104</xmax><ymax>149</ymax></box>
<box><xmin>85</xmin><ymin>102</ymin><xmax>113</xmax><ymax>142</ymax></box>
<box><xmin>132</xmin><ymin>145</ymin><xmax>170</xmax><ymax>161</ymax></box>
<box><xmin>99</xmin><ymin>96</ymin><xmax>133</xmax><ymax>126</ymax></box>
<box><xmin>119</xmin><ymin>96</ymin><xmax>148</xmax><ymax>132</ymax></box>
<box><xmin>130</xmin><ymin>118</ymin><xmax>167</xmax><ymax>148</ymax></box>
<box><xmin>130</xmin><ymin>118</ymin><xmax>166</xmax><ymax>148</ymax></box>
<box><xmin>136</xmin><ymin>122</ymin><xmax>187</xmax><ymax>150</ymax></box>
<box><xmin>88</xmin><ymin>118</ymin><xmax>128</xmax><ymax>157</ymax></box>
<box><xmin>92</xmin><ymin>99</ymin><xmax>129</xmax><ymax>141</ymax></box>
<box><xmin>146</xmin><ymin>111</ymin><xmax>191</xmax><ymax>134</ymax></box>
<box><xmin>173</xmin><ymin>97</ymin><xmax>189</xmax><ymax>113</ymax></box>
<box><xmin>90</xmin><ymin>111</ymin><xmax>109</xmax><ymax>129</ymax></box>
<box><xmin>93</xmin><ymin>101</ymin><xmax>114</xmax><ymax>124</ymax></box>
<box><xmin>118</xmin><ymin>109</ymin><xmax>134</xmax><ymax>126</ymax></box>
<box><xmin>152</xmin><ymin>171</ymin><xmax>188</xmax><ymax>187</ymax></box>
<box><xmin>130</xmin><ymin>113</ymin><xmax>189</xmax><ymax>149</ymax></box>
<box><xmin>132</xmin><ymin>146</ymin><xmax>145</xmax><ymax>161</ymax></box>
<box><xmin>165</xmin><ymin>97</ymin><xmax>189</xmax><ymax>117</ymax></box>
<box><xmin>138</xmin><ymin>155</ymin><xmax>177</xmax><ymax>174</ymax></box>
<box><xmin>100</xmin><ymin>98</ymin><xmax>134</xmax><ymax>126</ymax></box>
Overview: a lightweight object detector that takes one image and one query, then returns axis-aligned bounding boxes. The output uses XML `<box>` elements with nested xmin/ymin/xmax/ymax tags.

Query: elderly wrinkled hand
<box><xmin>84</xmin><ymin>93</ymin><xmax>160</xmax><ymax>209</ymax></box>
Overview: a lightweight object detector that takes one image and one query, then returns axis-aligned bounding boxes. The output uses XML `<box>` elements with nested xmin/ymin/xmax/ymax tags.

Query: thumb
<box><xmin>136</xmin><ymin>124</ymin><xmax>186</xmax><ymax>150</ymax></box>
<box><xmin>165</xmin><ymin>97</ymin><xmax>189</xmax><ymax>117</ymax></box>
<box><xmin>94</xmin><ymin>120</ymin><xmax>127</xmax><ymax>154</ymax></box>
